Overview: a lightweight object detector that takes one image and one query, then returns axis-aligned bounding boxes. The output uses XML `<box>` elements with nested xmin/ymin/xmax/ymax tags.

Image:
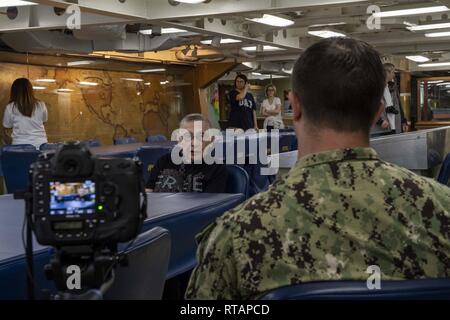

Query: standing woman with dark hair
<box><xmin>3</xmin><ymin>78</ymin><xmax>48</xmax><ymax>149</ymax></box>
<box><xmin>227</xmin><ymin>74</ymin><xmax>258</xmax><ymax>131</ymax></box>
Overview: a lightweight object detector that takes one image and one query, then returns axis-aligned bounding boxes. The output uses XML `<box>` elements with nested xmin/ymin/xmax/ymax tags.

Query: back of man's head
<box><xmin>180</xmin><ymin>113</ymin><xmax>211</xmax><ymax>129</ymax></box>
<box><xmin>292</xmin><ymin>37</ymin><xmax>385</xmax><ymax>135</ymax></box>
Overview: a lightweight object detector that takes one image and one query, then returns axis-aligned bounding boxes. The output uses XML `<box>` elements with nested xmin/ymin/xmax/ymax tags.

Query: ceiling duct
<box><xmin>257</xmin><ymin>61</ymin><xmax>283</xmax><ymax>73</ymax></box>
<box><xmin>1</xmin><ymin>30</ymin><xmax>93</xmax><ymax>54</ymax></box>
<box><xmin>94</xmin><ymin>34</ymin><xmax>191</xmax><ymax>52</ymax></box>
<box><xmin>73</xmin><ymin>24</ymin><xmax>127</xmax><ymax>41</ymax></box>
<box><xmin>1</xmin><ymin>30</ymin><xmax>192</xmax><ymax>54</ymax></box>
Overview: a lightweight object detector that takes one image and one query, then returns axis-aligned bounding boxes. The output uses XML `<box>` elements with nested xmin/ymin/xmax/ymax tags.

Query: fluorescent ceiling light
<box><xmin>436</xmin><ymin>82</ymin><xmax>450</xmax><ymax>86</ymax></box>
<box><xmin>145</xmin><ymin>82</ymin><xmax>151</xmax><ymax>86</ymax></box>
<box><xmin>406</xmin><ymin>22</ymin><xmax>450</xmax><ymax>31</ymax></box>
<box><xmin>174</xmin><ymin>0</ymin><xmax>206</xmax><ymax>3</ymax></box>
<box><xmin>282</xmin><ymin>68</ymin><xmax>293</xmax><ymax>74</ymax></box>
<box><xmin>425</xmin><ymin>31</ymin><xmax>450</xmax><ymax>38</ymax></box>
<box><xmin>140</xmin><ymin>27</ymin><xmax>187</xmax><ymax>35</ymax></box>
<box><xmin>0</xmin><ymin>1</ymin><xmax>36</xmax><ymax>7</ymax></box>
<box><xmin>79</xmin><ymin>81</ymin><xmax>99</xmax><ymax>86</ymax></box>
<box><xmin>248</xmin><ymin>14</ymin><xmax>294</xmax><ymax>27</ymax></box>
<box><xmin>57</xmin><ymin>88</ymin><xmax>73</xmax><ymax>92</ymax></box>
<box><xmin>418</xmin><ymin>62</ymin><xmax>450</xmax><ymax>68</ymax></box>
<box><xmin>121</xmin><ymin>78</ymin><xmax>144</xmax><ymax>82</ymax></box>
<box><xmin>406</xmin><ymin>55</ymin><xmax>430</xmax><ymax>63</ymax></box>
<box><xmin>373</xmin><ymin>6</ymin><xmax>449</xmax><ymax>18</ymax></box>
<box><xmin>309</xmin><ymin>22</ymin><xmax>346</xmax><ymax>28</ymax></box>
<box><xmin>160</xmin><ymin>80</ymin><xmax>170</xmax><ymax>85</ymax></box>
<box><xmin>308</xmin><ymin>30</ymin><xmax>346</xmax><ymax>38</ymax></box>
<box><xmin>242</xmin><ymin>45</ymin><xmax>284</xmax><ymax>52</ymax></box>
<box><xmin>33</xmin><ymin>86</ymin><xmax>46</xmax><ymax>90</ymax></box>
<box><xmin>427</xmin><ymin>80</ymin><xmax>444</xmax><ymax>84</ymax></box>
<box><xmin>251</xmin><ymin>74</ymin><xmax>289</xmax><ymax>79</ymax></box>
<box><xmin>201</xmin><ymin>38</ymin><xmax>242</xmax><ymax>45</ymax></box>
<box><xmin>35</xmin><ymin>79</ymin><xmax>56</xmax><ymax>83</ymax></box>
<box><xmin>138</xmin><ymin>68</ymin><xmax>166</xmax><ymax>73</ymax></box>
<box><xmin>67</xmin><ymin>61</ymin><xmax>94</xmax><ymax>67</ymax></box>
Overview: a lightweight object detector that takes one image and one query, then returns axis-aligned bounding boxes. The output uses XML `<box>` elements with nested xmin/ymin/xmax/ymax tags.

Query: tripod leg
<box><xmin>26</xmin><ymin>215</ymin><xmax>35</xmax><ymax>300</ymax></box>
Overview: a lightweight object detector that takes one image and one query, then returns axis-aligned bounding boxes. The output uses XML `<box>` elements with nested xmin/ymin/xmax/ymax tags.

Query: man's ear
<box><xmin>289</xmin><ymin>91</ymin><xmax>302</xmax><ymax>122</ymax></box>
<box><xmin>372</xmin><ymin>100</ymin><xmax>385</xmax><ymax>127</ymax></box>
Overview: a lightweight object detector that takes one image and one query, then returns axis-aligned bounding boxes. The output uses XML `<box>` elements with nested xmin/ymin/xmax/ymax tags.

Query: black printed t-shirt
<box><xmin>146</xmin><ymin>153</ymin><xmax>228</xmax><ymax>193</ymax></box>
<box><xmin>228</xmin><ymin>89</ymin><xmax>257</xmax><ymax>130</ymax></box>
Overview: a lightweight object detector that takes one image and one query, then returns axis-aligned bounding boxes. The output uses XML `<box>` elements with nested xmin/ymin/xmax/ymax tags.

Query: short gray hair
<box><xmin>180</xmin><ymin>113</ymin><xmax>211</xmax><ymax>128</ymax></box>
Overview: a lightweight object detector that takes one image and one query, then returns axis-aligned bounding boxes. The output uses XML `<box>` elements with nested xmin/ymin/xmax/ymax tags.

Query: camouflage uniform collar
<box><xmin>297</xmin><ymin>147</ymin><xmax>379</xmax><ymax>169</ymax></box>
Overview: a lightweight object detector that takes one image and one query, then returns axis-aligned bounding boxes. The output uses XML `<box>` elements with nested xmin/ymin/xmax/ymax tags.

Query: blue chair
<box><xmin>136</xmin><ymin>146</ymin><xmax>175</xmax><ymax>183</ymax></box>
<box><xmin>260</xmin><ymin>278</ymin><xmax>450</xmax><ymax>300</ymax></box>
<box><xmin>80</xmin><ymin>140</ymin><xmax>101</xmax><ymax>148</ymax></box>
<box><xmin>280</xmin><ymin>132</ymin><xmax>298</xmax><ymax>152</ymax></box>
<box><xmin>437</xmin><ymin>153</ymin><xmax>450</xmax><ymax>186</ymax></box>
<box><xmin>241</xmin><ymin>163</ymin><xmax>270</xmax><ymax>197</ymax></box>
<box><xmin>1</xmin><ymin>145</ymin><xmax>40</xmax><ymax>193</ymax></box>
<box><xmin>225</xmin><ymin>165</ymin><xmax>250</xmax><ymax>199</ymax></box>
<box><xmin>114</xmin><ymin>137</ymin><xmax>138</xmax><ymax>145</ymax></box>
<box><xmin>40</xmin><ymin>143</ymin><xmax>63</xmax><ymax>151</ymax></box>
<box><xmin>104</xmin><ymin>227</ymin><xmax>171</xmax><ymax>300</ymax></box>
<box><xmin>142</xmin><ymin>194</ymin><xmax>245</xmax><ymax>279</ymax></box>
<box><xmin>146</xmin><ymin>135</ymin><xmax>167</xmax><ymax>143</ymax></box>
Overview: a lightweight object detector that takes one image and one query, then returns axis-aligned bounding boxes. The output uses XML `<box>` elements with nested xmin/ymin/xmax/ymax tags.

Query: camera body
<box><xmin>30</xmin><ymin>142</ymin><xmax>147</xmax><ymax>247</ymax></box>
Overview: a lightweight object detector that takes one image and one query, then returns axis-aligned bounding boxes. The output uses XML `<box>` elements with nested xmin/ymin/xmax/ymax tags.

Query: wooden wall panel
<box><xmin>0</xmin><ymin>62</ymin><xmax>185</xmax><ymax>145</ymax></box>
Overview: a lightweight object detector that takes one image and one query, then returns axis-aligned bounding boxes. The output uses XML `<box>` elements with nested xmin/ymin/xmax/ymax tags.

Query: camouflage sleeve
<box><xmin>185</xmin><ymin>219</ymin><xmax>239</xmax><ymax>300</ymax></box>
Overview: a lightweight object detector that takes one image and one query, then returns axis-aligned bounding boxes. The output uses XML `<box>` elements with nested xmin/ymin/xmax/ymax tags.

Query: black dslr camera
<box><xmin>30</xmin><ymin>142</ymin><xmax>147</xmax><ymax>247</ymax></box>
<box><xmin>20</xmin><ymin>142</ymin><xmax>148</xmax><ymax>299</ymax></box>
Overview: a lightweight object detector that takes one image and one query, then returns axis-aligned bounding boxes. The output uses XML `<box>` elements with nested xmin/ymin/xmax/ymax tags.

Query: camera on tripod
<box><xmin>31</xmin><ymin>142</ymin><xmax>146</xmax><ymax>246</ymax></box>
<box><xmin>22</xmin><ymin>142</ymin><xmax>147</xmax><ymax>299</ymax></box>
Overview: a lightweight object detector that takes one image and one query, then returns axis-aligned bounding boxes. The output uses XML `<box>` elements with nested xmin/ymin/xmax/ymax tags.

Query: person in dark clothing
<box><xmin>146</xmin><ymin>113</ymin><xmax>228</xmax><ymax>193</ymax></box>
<box><xmin>227</xmin><ymin>74</ymin><xmax>258</xmax><ymax>131</ymax></box>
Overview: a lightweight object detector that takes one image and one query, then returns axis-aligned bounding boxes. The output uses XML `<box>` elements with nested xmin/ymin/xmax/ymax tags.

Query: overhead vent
<box><xmin>1</xmin><ymin>30</ymin><xmax>93</xmax><ymax>54</ymax></box>
<box><xmin>1</xmin><ymin>30</ymin><xmax>193</xmax><ymax>54</ymax></box>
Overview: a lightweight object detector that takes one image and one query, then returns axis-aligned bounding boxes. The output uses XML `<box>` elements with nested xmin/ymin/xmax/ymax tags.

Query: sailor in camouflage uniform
<box><xmin>186</xmin><ymin>38</ymin><xmax>450</xmax><ymax>300</ymax></box>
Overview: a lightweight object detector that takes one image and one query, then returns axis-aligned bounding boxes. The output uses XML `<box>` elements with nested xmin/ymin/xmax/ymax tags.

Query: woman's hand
<box><xmin>381</xmin><ymin>120</ymin><xmax>390</xmax><ymax>129</ymax></box>
<box><xmin>402</xmin><ymin>123</ymin><xmax>409</xmax><ymax>133</ymax></box>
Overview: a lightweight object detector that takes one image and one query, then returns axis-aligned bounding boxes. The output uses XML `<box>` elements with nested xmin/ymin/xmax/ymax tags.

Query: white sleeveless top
<box><xmin>261</xmin><ymin>97</ymin><xmax>284</xmax><ymax>129</ymax></box>
<box><xmin>3</xmin><ymin>101</ymin><xmax>48</xmax><ymax>149</ymax></box>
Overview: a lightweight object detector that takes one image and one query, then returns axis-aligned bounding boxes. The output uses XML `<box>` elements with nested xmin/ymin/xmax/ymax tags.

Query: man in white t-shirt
<box><xmin>3</xmin><ymin>78</ymin><xmax>49</xmax><ymax>149</ymax></box>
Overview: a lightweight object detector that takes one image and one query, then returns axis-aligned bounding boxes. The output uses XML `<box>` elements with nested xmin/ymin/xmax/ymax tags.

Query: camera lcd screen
<box><xmin>49</xmin><ymin>181</ymin><xmax>96</xmax><ymax>216</ymax></box>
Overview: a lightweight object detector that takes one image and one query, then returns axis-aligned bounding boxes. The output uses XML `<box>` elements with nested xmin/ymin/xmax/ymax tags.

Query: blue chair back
<box><xmin>1</xmin><ymin>145</ymin><xmax>40</xmax><ymax>193</ymax></box>
<box><xmin>437</xmin><ymin>153</ymin><xmax>450</xmax><ymax>186</ymax></box>
<box><xmin>136</xmin><ymin>146</ymin><xmax>174</xmax><ymax>183</ymax></box>
<box><xmin>225</xmin><ymin>165</ymin><xmax>250</xmax><ymax>199</ymax></box>
<box><xmin>114</xmin><ymin>137</ymin><xmax>138</xmax><ymax>145</ymax></box>
<box><xmin>0</xmin><ymin>148</ymin><xmax>3</xmax><ymax>177</ymax></box>
<box><xmin>80</xmin><ymin>140</ymin><xmax>101</xmax><ymax>147</ymax></box>
<box><xmin>241</xmin><ymin>163</ymin><xmax>270</xmax><ymax>197</ymax></box>
<box><xmin>40</xmin><ymin>143</ymin><xmax>63</xmax><ymax>151</ymax></box>
<box><xmin>146</xmin><ymin>135</ymin><xmax>167</xmax><ymax>143</ymax></box>
<box><xmin>104</xmin><ymin>227</ymin><xmax>171</xmax><ymax>300</ymax></box>
<box><xmin>142</xmin><ymin>194</ymin><xmax>245</xmax><ymax>279</ymax></box>
<box><xmin>260</xmin><ymin>278</ymin><xmax>450</xmax><ymax>300</ymax></box>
